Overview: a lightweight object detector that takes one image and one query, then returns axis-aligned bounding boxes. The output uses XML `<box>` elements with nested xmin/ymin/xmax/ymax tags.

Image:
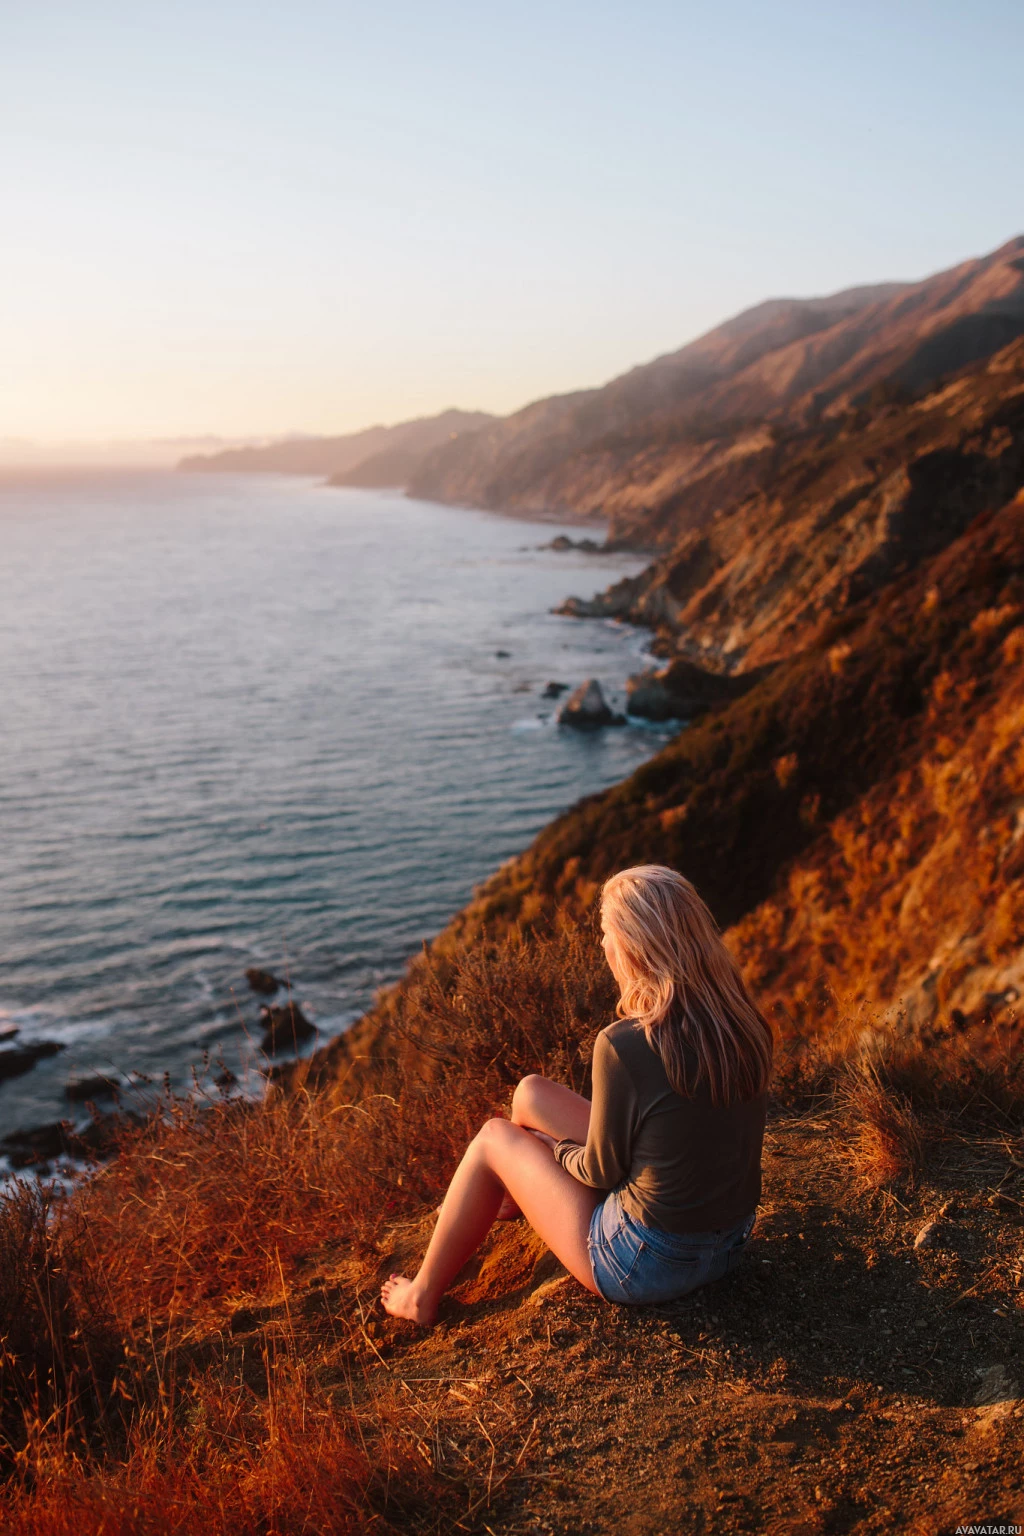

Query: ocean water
<box><xmin>0</xmin><ymin>471</ymin><xmax>671</xmax><ymax>1142</ymax></box>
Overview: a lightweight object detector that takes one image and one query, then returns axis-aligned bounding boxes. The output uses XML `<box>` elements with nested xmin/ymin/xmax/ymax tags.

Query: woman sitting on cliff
<box><xmin>381</xmin><ymin>864</ymin><xmax>772</xmax><ymax>1324</ymax></box>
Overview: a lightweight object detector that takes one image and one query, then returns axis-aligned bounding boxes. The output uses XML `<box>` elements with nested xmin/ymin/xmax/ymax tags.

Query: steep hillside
<box><xmin>178</xmin><ymin>408</ymin><xmax>494</xmax><ymax>482</ymax></box>
<box><xmin>560</xmin><ymin>336</ymin><xmax>1024</xmax><ymax>671</ymax></box>
<box><xmin>7</xmin><ymin>246</ymin><xmax>1023</xmax><ymax>1536</ymax></box>
<box><xmin>381</xmin><ymin>485</ymin><xmax>1023</xmax><ymax>1059</ymax></box>
<box><xmin>5</xmin><ymin>436</ymin><xmax>1022</xmax><ymax>1536</ymax></box>
<box><xmin>410</xmin><ymin>237</ymin><xmax>1024</xmax><ymax>541</ymax></box>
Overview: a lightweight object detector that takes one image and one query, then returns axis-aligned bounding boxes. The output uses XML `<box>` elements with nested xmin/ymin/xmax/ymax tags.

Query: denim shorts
<box><xmin>587</xmin><ymin>1191</ymin><xmax>756</xmax><ymax>1305</ymax></box>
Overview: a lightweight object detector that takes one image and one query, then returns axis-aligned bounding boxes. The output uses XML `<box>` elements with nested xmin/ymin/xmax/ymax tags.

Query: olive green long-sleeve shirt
<box><xmin>554</xmin><ymin>1018</ymin><xmax>765</xmax><ymax>1234</ymax></box>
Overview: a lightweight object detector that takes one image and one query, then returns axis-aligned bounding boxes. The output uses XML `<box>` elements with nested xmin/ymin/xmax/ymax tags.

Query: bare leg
<box><xmin>511</xmin><ymin>1073</ymin><xmax>591</xmax><ymax>1141</ymax></box>
<box><xmin>381</xmin><ymin>1117</ymin><xmax>602</xmax><ymax>1324</ymax></box>
<box><xmin>495</xmin><ymin>1074</ymin><xmax>592</xmax><ymax>1219</ymax></box>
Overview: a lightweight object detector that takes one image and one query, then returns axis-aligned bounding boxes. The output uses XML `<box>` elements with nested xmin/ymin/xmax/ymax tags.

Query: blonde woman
<box><xmin>381</xmin><ymin>865</ymin><xmax>772</xmax><ymax>1324</ymax></box>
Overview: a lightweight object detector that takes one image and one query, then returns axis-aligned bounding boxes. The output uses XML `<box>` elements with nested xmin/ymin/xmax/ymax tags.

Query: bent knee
<box><xmin>511</xmin><ymin>1073</ymin><xmax>546</xmax><ymax>1122</ymax></box>
<box><xmin>475</xmin><ymin>1115</ymin><xmax>529</xmax><ymax>1160</ymax></box>
<box><xmin>475</xmin><ymin>1115</ymin><xmax>518</xmax><ymax>1148</ymax></box>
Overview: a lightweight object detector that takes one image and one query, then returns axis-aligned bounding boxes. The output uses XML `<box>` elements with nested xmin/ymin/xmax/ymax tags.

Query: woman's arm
<box><xmin>553</xmin><ymin>1030</ymin><xmax>638</xmax><ymax>1190</ymax></box>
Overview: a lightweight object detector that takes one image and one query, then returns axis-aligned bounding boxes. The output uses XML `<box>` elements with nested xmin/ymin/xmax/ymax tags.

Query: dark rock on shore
<box><xmin>546</xmin><ymin>534</ymin><xmax>603</xmax><ymax>553</ymax></box>
<box><xmin>245</xmin><ymin>967</ymin><xmax>281</xmax><ymax>997</ymax></box>
<box><xmin>626</xmin><ymin>658</ymin><xmax>758</xmax><ymax>721</ymax></box>
<box><xmin>0</xmin><ymin>1025</ymin><xmax>18</xmax><ymax>1043</ymax></box>
<box><xmin>260</xmin><ymin>1002</ymin><xmax>316</xmax><ymax>1054</ymax></box>
<box><xmin>555</xmin><ymin>570</ymin><xmax>649</xmax><ymax>622</ymax></box>
<box><xmin>0</xmin><ymin>1041</ymin><xmax>65</xmax><ymax>1082</ymax></box>
<box><xmin>556</xmin><ymin>679</ymin><xmax>626</xmax><ymax>730</ymax></box>
<box><xmin>1</xmin><ymin>1121</ymin><xmax>77</xmax><ymax>1168</ymax></box>
<box><xmin>64</xmin><ymin>1073</ymin><xmax>121</xmax><ymax>1102</ymax></box>
<box><xmin>1</xmin><ymin>1109</ymin><xmax>146</xmax><ymax>1170</ymax></box>
<box><xmin>542</xmin><ymin>680</ymin><xmax>570</xmax><ymax>698</ymax></box>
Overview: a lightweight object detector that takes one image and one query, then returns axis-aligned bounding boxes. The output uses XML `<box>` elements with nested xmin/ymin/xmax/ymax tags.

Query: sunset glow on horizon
<box><xmin>1</xmin><ymin>0</ymin><xmax>1020</xmax><ymax>457</ymax></box>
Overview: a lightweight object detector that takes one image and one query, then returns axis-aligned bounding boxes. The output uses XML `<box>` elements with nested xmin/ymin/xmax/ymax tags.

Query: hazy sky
<box><xmin>1</xmin><ymin>0</ymin><xmax>1021</xmax><ymax>450</ymax></box>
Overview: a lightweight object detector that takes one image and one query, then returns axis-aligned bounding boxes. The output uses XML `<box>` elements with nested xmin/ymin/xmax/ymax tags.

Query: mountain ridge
<box><xmin>177</xmin><ymin>407</ymin><xmax>495</xmax><ymax>481</ymax></box>
<box><xmin>410</xmin><ymin>236</ymin><xmax>1024</xmax><ymax>539</ymax></box>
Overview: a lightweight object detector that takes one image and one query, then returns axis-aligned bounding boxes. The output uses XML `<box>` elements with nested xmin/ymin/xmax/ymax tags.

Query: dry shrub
<box><xmin>381</xmin><ymin>915</ymin><xmax>616</xmax><ymax>1091</ymax></box>
<box><xmin>774</xmin><ymin>1016</ymin><xmax>1024</xmax><ymax>1186</ymax></box>
<box><xmin>841</xmin><ymin>1065</ymin><xmax>927</xmax><ymax>1188</ymax></box>
<box><xmin>66</xmin><ymin>1077</ymin><xmax>477</xmax><ymax>1326</ymax></box>
<box><xmin>0</xmin><ymin>1358</ymin><xmax>423</xmax><ymax>1536</ymax></box>
<box><xmin>0</xmin><ymin>1180</ymin><xmax>121</xmax><ymax>1460</ymax></box>
<box><xmin>0</xmin><ymin>916</ymin><xmax>613</xmax><ymax>1529</ymax></box>
<box><xmin>54</xmin><ymin>916</ymin><xmax>612</xmax><ymax>1333</ymax></box>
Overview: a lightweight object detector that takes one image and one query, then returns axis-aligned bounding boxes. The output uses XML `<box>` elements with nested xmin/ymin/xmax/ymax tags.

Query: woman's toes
<box><xmin>380</xmin><ymin>1274</ymin><xmax>437</xmax><ymax>1325</ymax></box>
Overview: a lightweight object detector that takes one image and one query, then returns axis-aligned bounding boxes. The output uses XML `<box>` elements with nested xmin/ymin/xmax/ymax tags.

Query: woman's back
<box><xmin>556</xmin><ymin>1017</ymin><xmax>766</xmax><ymax>1235</ymax></box>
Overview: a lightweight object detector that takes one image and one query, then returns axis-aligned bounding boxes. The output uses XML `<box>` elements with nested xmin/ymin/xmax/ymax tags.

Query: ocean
<box><xmin>0</xmin><ymin>470</ymin><xmax>672</xmax><ymax>1145</ymax></box>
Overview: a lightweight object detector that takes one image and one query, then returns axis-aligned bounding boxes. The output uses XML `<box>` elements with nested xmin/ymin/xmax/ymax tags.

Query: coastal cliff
<box><xmin>558</xmin><ymin>335</ymin><xmax>1024</xmax><ymax>671</ymax></box>
<box><xmin>3</xmin><ymin>254</ymin><xmax>1022</xmax><ymax>1534</ymax></box>
<box><xmin>408</xmin><ymin>238</ymin><xmax>1024</xmax><ymax>544</ymax></box>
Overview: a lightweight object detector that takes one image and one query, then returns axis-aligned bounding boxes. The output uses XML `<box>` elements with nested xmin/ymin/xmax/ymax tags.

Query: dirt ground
<box><xmin>215</xmin><ymin>1109</ymin><xmax>1023</xmax><ymax>1535</ymax></box>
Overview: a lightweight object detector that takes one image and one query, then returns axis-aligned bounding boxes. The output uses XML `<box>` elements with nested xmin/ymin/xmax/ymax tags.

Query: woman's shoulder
<box><xmin>597</xmin><ymin>1016</ymin><xmax>641</xmax><ymax>1051</ymax></box>
<box><xmin>600</xmin><ymin>1016</ymin><xmax>716</xmax><ymax>1100</ymax></box>
<box><xmin>598</xmin><ymin>1017</ymin><xmax>661</xmax><ymax>1072</ymax></box>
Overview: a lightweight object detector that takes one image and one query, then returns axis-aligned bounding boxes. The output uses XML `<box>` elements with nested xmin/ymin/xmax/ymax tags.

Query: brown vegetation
<box><xmin>0</xmin><ymin>920</ymin><xmax>1021</xmax><ymax>1532</ymax></box>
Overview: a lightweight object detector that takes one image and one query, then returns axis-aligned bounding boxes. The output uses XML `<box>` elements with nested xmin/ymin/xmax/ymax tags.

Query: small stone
<box><xmin>913</xmin><ymin>1218</ymin><xmax>942</xmax><ymax>1249</ymax></box>
<box><xmin>64</xmin><ymin>1072</ymin><xmax>121</xmax><ymax>1102</ymax></box>
<box><xmin>245</xmin><ymin>967</ymin><xmax>280</xmax><ymax>996</ymax></box>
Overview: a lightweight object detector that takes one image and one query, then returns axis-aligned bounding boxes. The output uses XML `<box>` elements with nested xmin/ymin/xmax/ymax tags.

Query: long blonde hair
<box><xmin>601</xmin><ymin>865</ymin><xmax>773</xmax><ymax>1106</ymax></box>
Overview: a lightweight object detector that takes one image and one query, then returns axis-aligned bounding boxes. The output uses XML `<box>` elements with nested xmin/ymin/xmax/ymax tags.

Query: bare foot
<box><xmin>380</xmin><ymin>1273</ymin><xmax>438</xmax><ymax>1325</ymax></box>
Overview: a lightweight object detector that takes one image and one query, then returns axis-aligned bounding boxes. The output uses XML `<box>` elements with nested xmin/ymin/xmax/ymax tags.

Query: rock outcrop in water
<box><xmin>64</xmin><ymin>1073</ymin><xmax>121</xmax><ymax>1102</ymax></box>
<box><xmin>556</xmin><ymin>679</ymin><xmax>624</xmax><ymax>729</ymax></box>
<box><xmin>259</xmin><ymin>1002</ymin><xmax>316</xmax><ymax>1054</ymax></box>
<box><xmin>245</xmin><ymin>968</ymin><xmax>281</xmax><ymax>997</ymax></box>
<box><xmin>0</xmin><ymin>1040</ymin><xmax>65</xmax><ymax>1082</ymax></box>
<box><xmin>545</xmin><ymin>534</ymin><xmax>603</xmax><ymax>553</ymax></box>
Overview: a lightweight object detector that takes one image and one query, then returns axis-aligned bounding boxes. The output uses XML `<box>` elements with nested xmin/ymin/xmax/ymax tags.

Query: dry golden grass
<box><xmin>842</xmin><ymin>1067</ymin><xmax>928</xmax><ymax>1188</ymax></box>
<box><xmin>3</xmin><ymin>1364</ymin><xmax>385</xmax><ymax>1536</ymax></box>
<box><xmin>0</xmin><ymin>921</ymin><xmax>616</xmax><ymax>1532</ymax></box>
<box><xmin>1</xmin><ymin>912</ymin><xmax>1021</xmax><ymax>1532</ymax></box>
